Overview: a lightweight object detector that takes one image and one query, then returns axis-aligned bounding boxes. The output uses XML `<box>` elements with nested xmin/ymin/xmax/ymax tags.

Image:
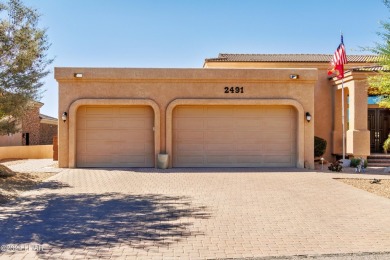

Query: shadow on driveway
<box><xmin>0</xmin><ymin>192</ymin><xmax>211</xmax><ymax>257</ymax></box>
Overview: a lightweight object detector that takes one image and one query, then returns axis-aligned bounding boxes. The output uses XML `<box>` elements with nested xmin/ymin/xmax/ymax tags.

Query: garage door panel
<box><xmin>235</xmin><ymin>132</ymin><xmax>263</xmax><ymax>143</ymax></box>
<box><xmin>83</xmin><ymin>130</ymin><xmax>113</xmax><ymax>141</ymax></box>
<box><xmin>79</xmin><ymin>155</ymin><xmax>108</xmax><ymax>165</ymax></box>
<box><xmin>115</xmin><ymin>119</ymin><xmax>151</xmax><ymax>129</ymax></box>
<box><xmin>176</xmin><ymin>143</ymin><xmax>204</xmax><ymax>153</ymax></box>
<box><xmin>121</xmin><ymin>131</ymin><xmax>149</xmax><ymax>142</ymax></box>
<box><xmin>115</xmin><ymin>155</ymin><xmax>151</xmax><ymax>164</ymax></box>
<box><xmin>178</xmin><ymin>151</ymin><xmax>205</xmax><ymax>157</ymax></box>
<box><xmin>205</xmin><ymin>131</ymin><xmax>235</xmax><ymax>142</ymax></box>
<box><xmin>206</xmin><ymin>155</ymin><xmax>231</xmax><ymax>164</ymax></box>
<box><xmin>263</xmin><ymin>155</ymin><xmax>294</xmax><ymax>164</ymax></box>
<box><xmin>176</xmin><ymin>155</ymin><xmax>204</xmax><ymax>165</ymax></box>
<box><xmin>261</xmin><ymin>120</ymin><xmax>292</xmax><ymax>129</ymax></box>
<box><xmin>85</xmin><ymin>119</ymin><xmax>113</xmax><ymax>129</ymax></box>
<box><xmin>83</xmin><ymin>142</ymin><xmax>114</xmax><ymax>154</ymax></box>
<box><xmin>235</xmin><ymin>119</ymin><xmax>262</xmax><ymax>128</ymax></box>
<box><xmin>113</xmin><ymin>143</ymin><xmax>151</xmax><ymax>154</ymax></box>
<box><xmin>206</xmin><ymin>107</ymin><xmax>234</xmax><ymax>117</ymax></box>
<box><xmin>173</xmin><ymin>105</ymin><xmax>296</xmax><ymax>167</ymax></box>
<box><xmin>263</xmin><ymin>143</ymin><xmax>293</xmax><ymax>153</ymax></box>
<box><xmin>77</xmin><ymin>106</ymin><xmax>154</xmax><ymax>167</ymax></box>
<box><xmin>78</xmin><ymin>141</ymin><xmax>111</xmax><ymax>155</ymax></box>
<box><xmin>206</xmin><ymin>119</ymin><xmax>235</xmax><ymax>129</ymax></box>
<box><xmin>119</xmin><ymin>107</ymin><xmax>149</xmax><ymax>116</ymax></box>
<box><xmin>235</xmin><ymin>155</ymin><xmax>262</xmax><ymax>163</ymax></box>
<box><xmin>175</xmin><ymin>131</ymin><xmax>204</xmax><ymax>141</ymax></box>
<box><xmin>236</xmin><ymin>143</ymin><xmax>261</xmax><ymax>151</ymax></box>
<box><xmin>205</xmin><ymin>143</ymin><xmax>232</xmax><ymax>151</ymax></box>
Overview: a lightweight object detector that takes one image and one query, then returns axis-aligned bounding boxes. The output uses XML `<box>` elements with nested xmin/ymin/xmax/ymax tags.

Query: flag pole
<box><xmin>341</xmin><ymin>78</ymin><xmax>345</xmax><ymax>160</ymax></box>
<box><xmin>341</xmin><ymin>31</ymin><xmax>345</xmax><ymax>161</ymax></box>
<box><xmin>329</xmin><ymin>32</ymin><xmax>347</xmax><ymax>162</ymax></box>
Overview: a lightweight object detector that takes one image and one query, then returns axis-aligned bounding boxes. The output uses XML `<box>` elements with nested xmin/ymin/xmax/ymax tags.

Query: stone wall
<box><xmin>21</xmin><ymin>106</ymin><xmax>41</xmax><ymax>145</ymax></box>
<box><xmin>40</xmin><ymin>123</ymin><xmax>58</xmax><ymax>145</ymax></box>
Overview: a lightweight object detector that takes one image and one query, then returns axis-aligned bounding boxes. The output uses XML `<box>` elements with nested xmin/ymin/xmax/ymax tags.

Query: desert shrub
<box><xmin>328</xmin><ymin>161</ymin><xmax>343</xmax><ymax>172</ymax></box>
<box><xmin>314</xmin><ymin>136</ymin><xmax>327</xmax><ymax>157</ymax></box>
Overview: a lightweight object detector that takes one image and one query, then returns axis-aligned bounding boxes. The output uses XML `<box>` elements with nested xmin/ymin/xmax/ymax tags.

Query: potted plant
<box><xmin>383</xmin><ymin>134</ymin><xmax>390</xmax><ymax>154</ymax></box>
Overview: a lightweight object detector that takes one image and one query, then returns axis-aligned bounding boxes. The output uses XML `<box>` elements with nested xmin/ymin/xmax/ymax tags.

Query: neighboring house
<box><xmin>55</xmin><ymin>53</ymin><xmax>378</xmax><ymax>169</ymax></box>
<box><xmin>0</xmin><ymin>101</ymin><xmax>58</xmax><ymax>147</ymax></box>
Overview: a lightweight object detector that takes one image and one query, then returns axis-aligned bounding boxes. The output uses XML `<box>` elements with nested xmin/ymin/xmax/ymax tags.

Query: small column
<box><xmin>346</xmin><ymin>80</ymin><xmax>370</xmax><ymax>156</ymax></box>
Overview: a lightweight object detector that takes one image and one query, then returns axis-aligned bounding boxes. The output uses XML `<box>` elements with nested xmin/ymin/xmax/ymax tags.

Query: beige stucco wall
<box><xmin>0</xmin><ymin>133</ymin><xmax>22</xmax><ymax>147</ymax></box>
<box><xmin>0</xmin><ymin>145</ymin><xmax>53</xmax><ymax>160</ymax></box>
<box><xmin>55</xmin><ymin>67</ymin><xmax>317</xmax><ymax>169</ymax></box>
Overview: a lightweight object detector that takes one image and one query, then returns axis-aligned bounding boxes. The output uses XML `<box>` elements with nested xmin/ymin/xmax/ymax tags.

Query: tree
<box><xmin>367</xmin><ymin>0</ymin><xmax>390</xmax><ymax>107</ymax></box>
<box><xmin>0</xmin><ymin>0</ymin><xmax>52</xmax><ymax>135</ymax></box>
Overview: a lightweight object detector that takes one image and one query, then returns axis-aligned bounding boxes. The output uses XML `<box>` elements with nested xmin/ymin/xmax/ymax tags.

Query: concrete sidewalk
<box><xmin>1</xmin><ymin>166</ymin><xmax>390</xmax><ymax>259</ymax></box>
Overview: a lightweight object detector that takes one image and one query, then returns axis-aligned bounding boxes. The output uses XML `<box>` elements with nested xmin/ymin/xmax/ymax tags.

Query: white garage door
<box><xmin>173</xmin><ymin>105</ymin><xmax>297</xmax><ymax>167</ymax></box>
<box><xmin>76</xmin><ymin>106</ymin><xmax>154</xmax><ymax>167</ymax></box>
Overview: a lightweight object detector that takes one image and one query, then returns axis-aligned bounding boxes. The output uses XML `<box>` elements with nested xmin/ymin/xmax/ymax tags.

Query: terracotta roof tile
<box><xmin>205</xmin><ymin>53</ymin><xmax>378</xmax><ymax>63</ymax></box>
<box><xmin>39</xmin><ymin>114</ymin><xmax>58</xmax><ymax>122</ymax></box>
<box><xmin>350</xmin><ymin>65</ymin><xmax>388</xmax><ymax>72</ymax></box>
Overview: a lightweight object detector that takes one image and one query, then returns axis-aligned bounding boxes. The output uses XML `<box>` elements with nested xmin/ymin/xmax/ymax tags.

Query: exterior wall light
<box><xmin>74</xmin><ymin>73</ymin><xmax>83</xmax><ymax>78</ymax></box>
<box><xmin>62</xmin><ymin>112</ymin><xmax>68</xmax><ymax>122</ymax></box>
<box><xmin>306</xmin><ymin>112</ymin><xmax>312</xmax><ymax>122</ymax></box>
<box><xmin>290</xmin><ymin>74</ymin><xmax>299</xmax><ymax>80</ymax></box>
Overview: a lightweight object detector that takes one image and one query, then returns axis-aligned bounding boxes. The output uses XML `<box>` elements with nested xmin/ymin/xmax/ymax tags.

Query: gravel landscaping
<box><xmin>336</xmin><ymin>178</ymin><xmax>390</xmax><ymax>199</ymax></box>
<box><xmin>0</xmin><ymin>160</ymin><xmax>57</xmax><ymax>204</ymax></box>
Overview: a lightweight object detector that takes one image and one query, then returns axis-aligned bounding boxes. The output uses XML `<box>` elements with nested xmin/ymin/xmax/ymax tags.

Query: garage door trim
<box><xmin>166</xmin><ymin>99</ymin><xmax>305</xmax><ymax>168</ymax></box>
<box><xmin>68</xmin><ymin>99</ymin><xmax>160</xmax><ymax>168</ymax></box>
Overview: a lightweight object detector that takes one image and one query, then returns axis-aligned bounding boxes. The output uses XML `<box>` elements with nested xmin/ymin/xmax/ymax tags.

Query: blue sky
<box><xmin>24</xmin><ymin>0</ymin><xmax>389</xmax><ymax>117</ymax></box>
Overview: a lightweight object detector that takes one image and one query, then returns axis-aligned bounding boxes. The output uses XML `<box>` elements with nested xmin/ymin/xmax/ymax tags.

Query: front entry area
<box><xmin>368</xmin><ymin>108</ymin><xmax>390</xmax><ymax>153</ymax></box>
<box><xmin>172</xmin><ymin>105</ymin><xmax>297</xmax><ymax>167</ymax></box>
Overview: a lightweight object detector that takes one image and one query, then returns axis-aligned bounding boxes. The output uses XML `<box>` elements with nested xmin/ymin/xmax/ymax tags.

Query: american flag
<box><xmin>328</xmin><ymin>35</ymin><xmax>348</xmax><ymax>79</ymax></box>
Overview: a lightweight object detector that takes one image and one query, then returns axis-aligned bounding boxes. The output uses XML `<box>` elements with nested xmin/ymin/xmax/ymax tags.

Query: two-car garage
<box><xmin>57</xmin><ymin>68</ymin><xmax>315</xmax><ymax>169</ymax></box>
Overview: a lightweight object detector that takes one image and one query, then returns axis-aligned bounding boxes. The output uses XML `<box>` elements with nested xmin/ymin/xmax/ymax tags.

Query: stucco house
<box><xmin>0</xmin><ymin>101</ymin><xmax>58</xmax><ymax>147</ymax></box>
<box><xmin>55</xmin><ymin>53</ymin><xmax>380</xmax><ymax>169</ymax></box>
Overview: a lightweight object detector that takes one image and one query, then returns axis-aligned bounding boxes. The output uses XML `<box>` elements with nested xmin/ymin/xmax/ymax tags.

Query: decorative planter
<box><xmin>157</xmin><ymin>154</ymin><xmax>169</xmax><ymax>169</ymax></box>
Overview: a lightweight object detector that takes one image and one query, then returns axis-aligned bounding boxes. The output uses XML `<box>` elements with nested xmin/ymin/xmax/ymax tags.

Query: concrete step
<box><xmin>368</xmin><ymin>159</ymin><xmax>390</xmax><ymax>163</ymax></box>
<box><xmin>367</xmin><ymin>155</ymin><xmax>390</xmax><ymax>167</ymax></box>
<box><xmin>367</xmin><ymin>154</ymin><xmax>390</xmax><ymax>158</ymax></box>
<box><xmin>367</xmin><ymin>163</ymin><xmax>390</xmax><ymax>167</ymax></box>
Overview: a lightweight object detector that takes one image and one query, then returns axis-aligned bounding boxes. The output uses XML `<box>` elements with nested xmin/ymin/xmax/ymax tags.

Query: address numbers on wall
<box><xmin>224</xmin><ymin>87</ymin><xmax>244</xmax><ymax>94</ymax></box>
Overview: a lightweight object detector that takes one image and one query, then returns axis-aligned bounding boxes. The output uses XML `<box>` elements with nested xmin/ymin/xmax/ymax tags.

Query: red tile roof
<box><xmin>205</xmin><ymin>53</ymin><xmax>378</xmax><ymax>63</ymax></box>
<box><xmin>350</xmin><ymin>65</ymin><xmax>387</xmax><ymax>72</ymax></box>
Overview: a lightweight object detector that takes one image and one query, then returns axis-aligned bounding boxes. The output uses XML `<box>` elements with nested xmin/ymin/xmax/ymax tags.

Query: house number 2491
<box><xmin>224</xmin><ymin>86</ymin><xmax>244</xmax><ymax>94</ymax></box>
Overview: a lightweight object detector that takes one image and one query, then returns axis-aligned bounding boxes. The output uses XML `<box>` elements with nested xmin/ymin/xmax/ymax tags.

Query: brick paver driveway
<box><xmin>1</xmin><ymin>167</ymin><xmax>390</xmax><ymax>259</ymax></box>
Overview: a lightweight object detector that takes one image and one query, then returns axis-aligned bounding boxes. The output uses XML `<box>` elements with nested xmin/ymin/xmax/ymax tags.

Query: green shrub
<box><xmin>350</xmin><ymin>158</ymin><xmax>361</xmax><ymax>168</ymax></box>
<box><xmin>314</xmin><ymin>136</ymin><xmax>327</xmax><ymax>157</ymax></box>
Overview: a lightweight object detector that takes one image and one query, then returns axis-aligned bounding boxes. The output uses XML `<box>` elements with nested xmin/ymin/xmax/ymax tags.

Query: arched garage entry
<box><xmin>68</xmin><ymin>99</ymin><xmax>160</xmax><ymax>168</ymax></box>
<box><xmin>166</xmin><ymin>99</ymin><xmax>305</xmax><ymax>168</ymax></box>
